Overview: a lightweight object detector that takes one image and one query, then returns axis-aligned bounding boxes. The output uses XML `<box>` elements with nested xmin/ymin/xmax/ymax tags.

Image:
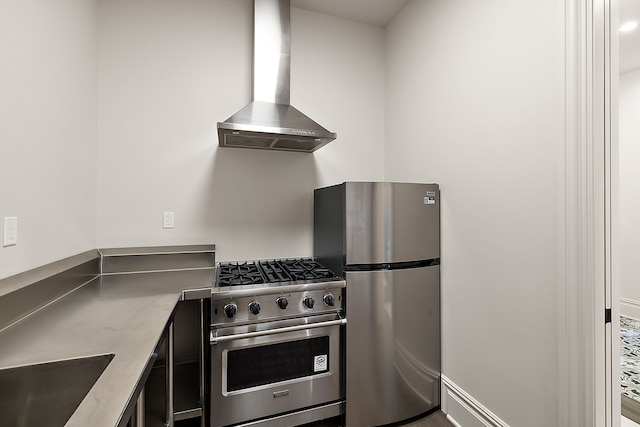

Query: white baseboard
<box><xmin>620</xmin><ymin>297</ymin><xmax>640</xmax><ymax>321</ymax></box>
<box><xmin>441</xmin><ymin>375</ymin><xmax>510</xmax><ymax>427</ymax></box>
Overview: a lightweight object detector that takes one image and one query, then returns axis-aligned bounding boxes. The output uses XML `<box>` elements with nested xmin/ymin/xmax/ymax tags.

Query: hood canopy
<box><xmin>217</xmin><ymin>0</ymin><xmax>337</xmax><ymax>153</ymax></box>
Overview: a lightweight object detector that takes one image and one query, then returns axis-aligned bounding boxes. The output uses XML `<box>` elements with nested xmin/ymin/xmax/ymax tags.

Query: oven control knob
<box><xmin>248</xmin><ymin>301</ymin><xmax>261</xmax><ymax>315</ymax></box>
<box><xmin>276</xmin><ymin>296</ymin><xmax>289</xmax><ymax>310</ymax></box>
<box><xmin>223</xmin><ymin>303</ymin><xmax>237</xmax><ymax>318</ymax></box>
<box><xmin>323</xmin><ymin>294</ymin><xmax>335</xmax><ymax>307</ymax></box>
<box><xmin>303</xmin><ymin>296</ymin><xmax>315</xmax><ymax>309</ymax></box>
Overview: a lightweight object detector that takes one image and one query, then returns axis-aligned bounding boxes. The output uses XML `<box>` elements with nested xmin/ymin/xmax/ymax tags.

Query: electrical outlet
<box><xmin>3</xmin><ymin>217</ymin><xmax>18</xmax><ymax>247</ymax></box>
<box><xmin>163</xmin><ymin>212</ymin><xmax>174</xmax><ymax>229</ymax></box>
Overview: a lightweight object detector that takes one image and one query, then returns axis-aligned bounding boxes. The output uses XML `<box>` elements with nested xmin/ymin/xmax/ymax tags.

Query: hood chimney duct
<box><xmin>217</xmin><ymin>0</ymin><xmax>337</xmax><ymax>153</ymax></box>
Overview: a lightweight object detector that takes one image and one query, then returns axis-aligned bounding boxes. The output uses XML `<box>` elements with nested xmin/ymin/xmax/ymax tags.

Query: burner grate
<box><xmin>279</xmin><ymin>258</ymin><xmax>337</xmax><ymax>281</ymax></box>
<box><xmin>217</xmin><ymin>258</ymin><xmax>338</xmax><ymax>287</ymax></box>
<box><xmin>258</xmin><ymin>260</ymin><xmax>290</xmax><ymax>282</ymax></box>
<box><xmin>218</xmin><ymin>262</ymin><xmax>265</xmax><ymax>286</ymax></box>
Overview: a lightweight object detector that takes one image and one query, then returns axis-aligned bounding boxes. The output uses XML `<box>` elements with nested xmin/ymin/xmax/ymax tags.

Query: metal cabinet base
<box><xmin>143</xmin><ymin>300</ymin><xmax>207</xmax><ymax>427</ymax></box>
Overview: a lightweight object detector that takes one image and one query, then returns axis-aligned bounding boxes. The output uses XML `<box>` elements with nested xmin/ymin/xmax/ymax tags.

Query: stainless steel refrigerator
<box><xmin>314</xmin><ymin>182</ymin><xmax>440</xmax><ymax>427</ymax></box>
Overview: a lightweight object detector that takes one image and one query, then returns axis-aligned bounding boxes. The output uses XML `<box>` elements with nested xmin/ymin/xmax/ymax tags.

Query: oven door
<box><xmin>210</xmin><ymin>314</ymin><xmax>345</xmax><ymax>427</ymax></box>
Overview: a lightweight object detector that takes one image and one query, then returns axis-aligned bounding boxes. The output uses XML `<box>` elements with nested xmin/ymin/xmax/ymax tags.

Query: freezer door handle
<box><xmin>344</xmin><ymin>258</ymin><xmax>440</xmax><ymax>271</ymax></box>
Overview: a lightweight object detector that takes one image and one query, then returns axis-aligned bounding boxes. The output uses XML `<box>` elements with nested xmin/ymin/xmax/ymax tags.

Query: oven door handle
<box><xmin>210</xmin><ymin>317</ymin><xmax>346</xmax><ymax>344</ymax></box>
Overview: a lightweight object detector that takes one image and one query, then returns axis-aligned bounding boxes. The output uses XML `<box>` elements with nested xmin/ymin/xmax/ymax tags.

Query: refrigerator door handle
<box><xmin>344</xmin><ymin>259</ymin><xmax>440</xmax><ymax>272</ymax></box>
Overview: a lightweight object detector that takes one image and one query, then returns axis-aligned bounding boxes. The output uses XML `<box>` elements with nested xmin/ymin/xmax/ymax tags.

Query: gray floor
<box><xmin>308</xmin><ymin>410</ymin><xmax>454</xmax><ymax>427</ymax></box>
<box><xmin>402</xmin><ymin>411</ymin><xmax>455</xmax><ymax>427</ymax></box>
<box><xmin>621</xmin><ymin>316</ymin><xmax>640</xmax><ymax>425</ymax></box>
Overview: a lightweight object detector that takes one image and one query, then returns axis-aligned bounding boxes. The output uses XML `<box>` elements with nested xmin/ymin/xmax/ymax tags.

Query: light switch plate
<box><xmin>3</xmin><ymin>217</ymin><xmax>18</xmax><ymax>247</ymax></box>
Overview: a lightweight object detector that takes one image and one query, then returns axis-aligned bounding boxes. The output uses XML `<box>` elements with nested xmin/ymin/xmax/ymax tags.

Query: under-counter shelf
<box><xmin>174</xmin><ymin>361</ymin><xmax>202</xmax><ymax>420</ymax></box>
<box><xmin>141</xmin><ymin>298</ymin><xmax>207</xmax><ymax>427</ymax></box>
<box><xmin>145</xmin><ymin>361</ymin><xmax>202</xmax><ymax>426</ymax></box>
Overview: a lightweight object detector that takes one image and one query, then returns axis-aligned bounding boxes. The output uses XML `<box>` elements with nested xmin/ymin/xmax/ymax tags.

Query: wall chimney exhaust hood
<box><xmin>217</xmin><ymin>0</ymin><xmax>337</xmax><ymax>153</ymax></box>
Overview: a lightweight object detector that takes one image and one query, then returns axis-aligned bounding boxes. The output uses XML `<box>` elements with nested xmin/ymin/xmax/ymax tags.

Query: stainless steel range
<box><xmin>209</xmin><ymin>258</ymin><xmax>346</xmax><ymax>427</ymax></box>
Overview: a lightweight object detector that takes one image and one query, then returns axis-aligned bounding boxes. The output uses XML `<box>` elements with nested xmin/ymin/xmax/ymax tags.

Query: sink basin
<box><xmin>0</xmin><ymin>354</ymin><xmax>114</xmax><ymax>427</ymax></box>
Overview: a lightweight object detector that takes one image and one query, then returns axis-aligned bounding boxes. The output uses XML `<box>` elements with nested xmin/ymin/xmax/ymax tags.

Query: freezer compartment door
<box><xmin>345</xmin><ymin>182</ymin><xmax>439</xmax><ymax>265</ymax></box>
<box><xmin>345</xmin><ymin>266</ymin><xmax>440</xmax><ymax>427</ymax></box>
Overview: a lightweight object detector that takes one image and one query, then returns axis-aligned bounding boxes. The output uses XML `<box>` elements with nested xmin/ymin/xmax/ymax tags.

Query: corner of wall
<box><xmin>621</xmin><ymin>298</ymin><xmax>640</xmax><ymax>321</ymax></box>
<box><xmin>441</xmin><ymin>375</ymin><xmax>510</xmax><ymax>427</ymax></box>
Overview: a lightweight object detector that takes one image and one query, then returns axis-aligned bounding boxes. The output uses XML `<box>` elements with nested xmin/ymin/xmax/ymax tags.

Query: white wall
<box><xmin>0</xmin><ymin>0</ymin><xmax>98</xmax><ymax>280</ymax></box>
<box><xmin>96</xmin><ymin>0</ymin><xmax>385</xmax><ymax>261</ymax></box>
<box><xmin>619</xmin><ymin>69</ymin><xmax>640</xmax><ymax>318</ymax></box>
<box><xmin>385</xmin><ymin>1</ymin><xmax>563</xmax><ymax>426</ymax></box>
<box><xmin>0</xmin><ymin>1</ymin><xmax>571</xmax><ymax>425</ymax></box>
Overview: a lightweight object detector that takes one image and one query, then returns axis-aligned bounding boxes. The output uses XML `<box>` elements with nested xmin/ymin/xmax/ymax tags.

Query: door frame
<box><xmin>563</xmin><ymin>0</ymin><xmax>618</xmax><ymax>426</ymax></box>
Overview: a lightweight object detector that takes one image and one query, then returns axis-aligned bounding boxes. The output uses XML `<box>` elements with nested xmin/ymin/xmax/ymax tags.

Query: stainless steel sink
<box><xmin>0</xmin><ymin>354</ymin><xmax>114</xmax><ymax>427</ymax></box>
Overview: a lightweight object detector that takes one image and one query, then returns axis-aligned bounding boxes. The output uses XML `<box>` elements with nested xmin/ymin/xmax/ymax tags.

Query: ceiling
<box><xmin>619</xmin><ymin>0</ymin><xmax>640</xmax><ymax>74</ymax></box>
<box><xmin>291</xmin><ymin>0</ymin><xmax>409</xmax><ymax>27</ymax></box>
<box><xmin>292</xmin><ymin>0</ymin><xmax>639</xmax><ymax>72</ymax></box>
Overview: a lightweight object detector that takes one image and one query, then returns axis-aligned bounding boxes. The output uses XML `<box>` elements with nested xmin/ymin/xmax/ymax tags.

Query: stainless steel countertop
<box><xmin>0</xmin><ymin>268</ymin><xmax>213</xmax><ymax>427</ymax></box>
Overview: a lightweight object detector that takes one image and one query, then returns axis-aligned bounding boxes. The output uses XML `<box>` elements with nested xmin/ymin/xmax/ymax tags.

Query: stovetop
<box><xmin>212</xmin><ymin>257</ymin><xmax>345</xmax><ymax>324</ymax></box>
<box><xmin>216</xmin><ymin>258</ymin><xmax>339</xmax><ymax>287</ymax></box>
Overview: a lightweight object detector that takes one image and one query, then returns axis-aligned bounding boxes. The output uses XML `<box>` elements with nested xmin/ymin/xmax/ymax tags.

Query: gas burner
<box><xmin>280</xmin><ymin>258</ymin><xmax>337</xmax><ymax>281</ymax></box>
<box><xmin>217</xmin><ymin>262</ymin><xmax>265</xmax><ymax>286</ymax></box>
<box><xmin>216</xmin><ymin>258</ymin><xmax>339</xmax><ymax>288</ymax></box>
<box><xmin>258</xmin><ymin>260</ymin><xmax>290</xmax><ymax>282</ymax></box>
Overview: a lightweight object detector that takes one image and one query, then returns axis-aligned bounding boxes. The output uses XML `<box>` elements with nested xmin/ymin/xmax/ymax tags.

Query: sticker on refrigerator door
<box><xmin>314</xmin><ymin>355</ymin><xmax>328</xmax><ymax>372</ymax></box>
<box><xmin>424</xmin><ymin>197</ymin><xmax>436</xmax><ymax>205</ymax></box>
